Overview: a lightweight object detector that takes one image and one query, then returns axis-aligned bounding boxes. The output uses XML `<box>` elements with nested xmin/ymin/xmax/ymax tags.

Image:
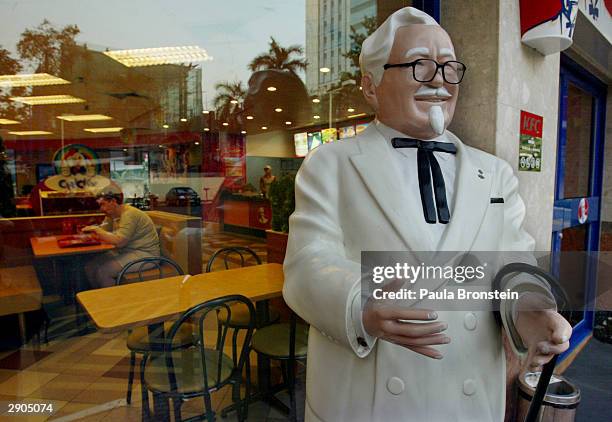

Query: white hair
<box><xmin>359</xmin><ymin>7</ymin><xmax>439</xmax><ymax>86</ymax></box>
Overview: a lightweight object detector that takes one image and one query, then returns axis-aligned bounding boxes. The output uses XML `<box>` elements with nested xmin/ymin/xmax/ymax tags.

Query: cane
<box><xmin>492</xmin><ymin>262</ymin><xmax>571</xmax><ymax>422</ymax></box>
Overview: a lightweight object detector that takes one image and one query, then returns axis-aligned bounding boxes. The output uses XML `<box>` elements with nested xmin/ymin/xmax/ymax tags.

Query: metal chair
<box><xmin>141</xmin><ymin>294</ymin><xmax>256</xmax><ymax>422</ymax></box>
<box><xmin>115</xmin><ymin>256</ymin><xmax>191</xmax><ymax>405</ymax></box>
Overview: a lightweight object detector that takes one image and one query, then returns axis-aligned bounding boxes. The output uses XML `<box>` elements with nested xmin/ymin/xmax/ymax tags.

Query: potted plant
<box><xmin>266</xmin><ymin>175</ymin><xmax>295</xmax><ymax>263</ymax></box>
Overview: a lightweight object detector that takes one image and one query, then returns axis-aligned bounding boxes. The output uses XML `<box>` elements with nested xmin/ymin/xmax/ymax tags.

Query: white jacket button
<box><xmin>386</xmin><ymin>377</ymin><xmax>405</xmax><ymax>395</ymax></box>
<box><xmin>464</xmin><ymin>312</ymin><xmax>477</xmax><ymax>331</ymax></box>
<box><xmin>463</xmin><ymin>379</ymin><xmax>476</xmax><ymax>396</ymax></box>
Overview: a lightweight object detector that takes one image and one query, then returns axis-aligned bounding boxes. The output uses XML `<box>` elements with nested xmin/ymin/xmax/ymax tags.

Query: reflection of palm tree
<box><xmin>248</xmin><ymin>37</ymin><xmax>307</xmax><ymax>75</ymax></box>
<box><xmin>212</xmin><ymin>81</ymin><xmax>246</xmax><ymax>124</ymax></box>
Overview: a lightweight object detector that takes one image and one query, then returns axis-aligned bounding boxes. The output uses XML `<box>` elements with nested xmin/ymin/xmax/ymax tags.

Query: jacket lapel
<box><xmin>436</xmin><ymin>132</ymin><xmax>493</xmax><ymax>253</ymax></box>
<box><xmin>349</xmin><ymin>125</ymin><xmax>437</xmax><ymax>252</ymax></box>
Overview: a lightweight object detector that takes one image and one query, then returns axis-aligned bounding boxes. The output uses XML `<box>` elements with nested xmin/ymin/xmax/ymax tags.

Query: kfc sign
<box><xmin>519</xmin><ymin>0</ymin><xmax>579</xmax><ymax>55</ymax></box>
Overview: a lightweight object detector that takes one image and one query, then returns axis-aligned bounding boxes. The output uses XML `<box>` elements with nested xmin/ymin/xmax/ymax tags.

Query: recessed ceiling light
<box><xmin>267</xmin><ymin>86</ymin><xmax>277</xmax><ymax>91</ymax></box>
<box><xmin>159</xmin><ymin>144</ymin><xmax>163</xmax><ymax>148</ymax></box>
<box><xmin>347</xmin><ymin>107</ymin><xmax>355</xmax><ymax>112</ymax></box>
<box><xmin>285</xmin><ymin>121</ymin><xmax>292</xmax><ymax>125</ymax></box>
<box><xmin>230</xmin><ymin>100</ymin><xmax>238</xmax><ymax>104</ymax></box>
<box><xmin>180</xmin><ymin>117</ymin><xmax>187</xmax><ymax>122</ymax></box>
<box><xmin>359</xmin><ymin>86</ymin><xmax>363</xmax><ymax>90</ymax></box>
<box><xmin>195</xmin><ymin>141</ymin><xmax>200</xmax><ymax>145</ymax></box>
<box><xmin>222</xmin><ymin>122</ymin><xmax>229</xmax><ymax>126</ymax></box>
<box><xmin>319</xmin><ymin>67</ymin><xmax>331</xmax><ymax>73</ymax></box>
<box><xmin>241</xmin><ymin>130</ymin><xmax>247</xmax><ymax>134</ymax></box>
<box><xmin>0</xmin><ymin>73</ymin><xmax>69</xmax><ymax>88</ymax></box>
<box><xmin>261</xmin><ymin>126</ymin><xmax>268</xmax><ymax>130</ymax></box>
<box><xmin>312</xmin><ymin>98</ymin><xmax>320</xmax><ymax>103</ymax></box>
<box><xmin>274</xmin><ymin>108</ymin><xmax>282</xmax><ymax>112</ymax></box>
<box><xmin>83</xmin><ymin>127</ymin><xmax>124</xmax><ymax>133</ymax></box>
<box><xmin>313</xmin><ymin>115</ymin><xmax>320</xmax><ymax>119</ymax></box>
<box><xmin>104</xmin><ymin>46</ymin><xmax>212</xmax><ymax>67</ymax></box>
<box><xmin>10</xmin><ymin>94</ymin><xmax>85</xmax><ymax>105</ymax></box>
<box><xmin>123</xmin><ymin>148</ymin><xmax>128</xmax><ymax>152</ymax></box>
<box><xmin>162</xmin><ymin>124</ymin><xmax>169</xmax><ymax>129</ymax></box>
<box><xmin>0</xmin><ymin>119</ymin><xmax>20</xmax><ymax>125</ymax></box>
<box><xmin>204</xmin><ymin>128</ymin><xmax>210</xmax><ymax>131</ymax></box>
<box><xmin>246</xmin><ymin>115</ymin><xmax>254</xmax><ymax>120</ymax></box>
<box><xmin>57</xmin><ymin>114</ymin><xmax>113</xmax><ymax>122</ymax></box>
<box><xmin>8</xmin><ymin>130</ymin><xmax>52</xmax><ymax>136</ymax></box>
<box><xmin>202</xmin><ymin>110</ymin><xmax>210</xmax><ymax>114</ymax></box>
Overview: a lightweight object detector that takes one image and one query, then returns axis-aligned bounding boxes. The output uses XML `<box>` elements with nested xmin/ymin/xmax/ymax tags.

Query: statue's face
<box><xmin>371</xmin><ymin>25</ymin><xmax>459</xmax><ymax>139</ymax></box>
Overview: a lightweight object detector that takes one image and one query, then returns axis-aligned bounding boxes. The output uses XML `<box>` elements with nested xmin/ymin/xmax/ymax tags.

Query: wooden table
<box><xmin>77</xmin><ymin>263</ymin><xmax>285</xmax><ymax>420</ymax></box>
<box><xmin>30</xmin><ymin>235</ymin><xmax>115</xmax><ymax>258</ymax></box>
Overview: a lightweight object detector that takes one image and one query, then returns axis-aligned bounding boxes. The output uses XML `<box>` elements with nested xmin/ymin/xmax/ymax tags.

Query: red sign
<box><xmin>520</xmin><ymin>0</ymin><xmax>562</xmax><ymax>35</ymax></box>
<box><xmin>520</xmin><ymin>110</ymin><xmax>543</xmax><ymax>138</ymax></box>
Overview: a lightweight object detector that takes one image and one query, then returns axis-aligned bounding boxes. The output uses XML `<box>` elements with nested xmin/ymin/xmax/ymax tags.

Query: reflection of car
<box><xmin>165</xmin><ymin>187</ymin><xmax>200</xmax><ymax>206</ymax></box>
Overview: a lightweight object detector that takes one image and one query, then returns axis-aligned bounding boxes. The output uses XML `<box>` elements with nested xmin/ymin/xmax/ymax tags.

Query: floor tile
<box><xmin>29</xmin><ymin>374</ymin><xmax>96</xmax><ymax>402</ymax></box>
<box><xmin>0</xmin><ymin>350</ymin><xmax>53</xmax><ymax>371</ymax></box>
<box><xmin>71</xmin><ymin>376</ymin><xmax>135</xmax><ymax>404</ymax></box>
<box><xmin>101</xmin><ymin>355</ymin><xmax>141</xmax><ymax>380</ymax></box>
<box><xmin>0</xmin><ymin>370</ymin><xmax>59</xmax><ymax>396</ymax></box>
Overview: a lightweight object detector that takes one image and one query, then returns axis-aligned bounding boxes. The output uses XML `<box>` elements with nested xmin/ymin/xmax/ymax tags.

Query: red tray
<box><xmin>57</xmin><ymin>235</ymin><xmax>101</xmax><ymax>248</ymax></box>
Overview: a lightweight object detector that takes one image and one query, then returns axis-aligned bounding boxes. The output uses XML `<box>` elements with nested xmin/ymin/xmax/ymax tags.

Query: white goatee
<box><xmin>429</xmin><ymin>105</ymin><xmax>445</xmax><ymax>135</ymax></box>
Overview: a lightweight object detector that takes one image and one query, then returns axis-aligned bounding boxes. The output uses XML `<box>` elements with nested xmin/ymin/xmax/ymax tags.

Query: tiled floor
<box><xmin>0</xmin><ymin>225</ymin><xmax>305</xmax><ymax>421</ymax></box>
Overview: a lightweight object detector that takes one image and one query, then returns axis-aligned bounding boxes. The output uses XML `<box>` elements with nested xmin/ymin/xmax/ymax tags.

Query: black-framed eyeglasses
<box><xmin>383</xmin><ymin>59</ymin><xmax>467</xmax><ymax>84</ymax></box>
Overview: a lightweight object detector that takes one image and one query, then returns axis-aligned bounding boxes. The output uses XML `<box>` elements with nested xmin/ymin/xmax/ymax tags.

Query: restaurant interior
<box><xmin>0</xmin><ymin>1</ymin><xmax>395</xmax><ymax>420</ymax></box>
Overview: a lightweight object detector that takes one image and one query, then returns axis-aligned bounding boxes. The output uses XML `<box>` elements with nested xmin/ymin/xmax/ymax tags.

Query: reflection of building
<box><xmin>305</xmin><ymin>0</ymin><xmax>406</xmax><ymax>93</ymax></box>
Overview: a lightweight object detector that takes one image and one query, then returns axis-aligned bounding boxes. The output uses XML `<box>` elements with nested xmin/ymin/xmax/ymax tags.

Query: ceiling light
<box><xmin>0</xmin><ymin>73</ymin><xmax>69</xmax><ymax>88</ymax></box>
<box><xmin>83</xmin><ymin>127</ymin><xmax>124</xmax><ymax>133</ymax></box>
<box><xmin>347</xmin><ymin>112</ymin><xmax>367</xmax><ymax>119</ymax></box>
<box><xmin>241</xmin><ymin>130</ymin><xmax>247</xmax><ymax>134</ymax></box>
<box><xmin>180</xmin><ymin>117</ymin><xmax>187</xmax><ymax>122</ymax></box>
<box><xmin>104</xmin><ymin>46</ymin><xmax>212</xmax><ymax>67</ymax></box>
<box><xmin>312</xmin><ymin>98</ymin><xmax>320</xmax><ymax>103</ymax></box>
<box><xmin>359</xmin><ymin>86</ymin><xmax>363</xmax><ymax>90</ymax></box>
<box><xmin>8</xmin><ymin>130</ymin><xmax>52</xmax><ymax>136</ymax></box>
<box><xmin>246</xmin><ymin>115</ymin><xmax>254</xmax><ymax>120</ymax></box>
<box><xmin>56</xmin><ymin>114</ymin><xmax>113</xmax><ymax>122</ymax></box>
<box><xmin>123</xmin><ymin>148</ymin><xmax>128</xmax><ymax>152</ymax></box>
<box><xmin>10</xmin><ymin>95</ymin><xmax>85</xmax><ymax>105</ymax></box>
<box><xmin>230</xmin><ymin>100</ymin><xmax>238</xmax><ymax>104</ymax></box>
<box><xmin>274</xmin><ymin>108</ymin><xmax>282</xmax><ymax>112</ymax></box>
<box><xmin>261</xmin><ymin>126</ymin><xmax>268</xmax><ymax>130</ymax></box>
<box><xmin>162</xmin><ymin>124</ymin><xmax>169</xmax><ymax>129</ymax></box>
<box><xmin>195</xmin><ymin>141</ymin><xmax>200</xmax><ymax>145</ymax></box>
<box><xmin>267</xmin><ymin>86</ymin><xmax>277</xmax><ymax>91</ymax></box>
<box><xmin>347</xmin><ymin>107</ymin><xmax>355</xmax><ymax>112</ymax></box>
<box><xmin>313</xmin><ymin>115</ymin><xmax>320</xmax><ymax>119</ymax></box>
<box><xmin>204</xmin><ymin>128</ymin><xmax>210</xmax><ymax>131</ymax></box>
<box><xmin>0</xmin><ymin>119</ymin><xmax>20</xmax><ymax>125</ymax></box>
<box><xmin>319</xmin><ymin>67</ymin><xmax>331</xmax><ymax>73</ymax></box>
<box><xmin>222</xmin><ymin>122</ymin><xmax>229</xmax><ymax>126</ymax></box>
<box><xmin>202</xmin><ymin>110</ymin><xmax>210</xmax><ymax>114</ymax></box>
<box><xmin>159</xmin><ymin>144</ymin><xmax>163</xmax><ymax>148</ymax></box>
<box><xmin>285</xmin><ymin>121</ymin><xmax>292</xmax><ymax>125</ymax></box>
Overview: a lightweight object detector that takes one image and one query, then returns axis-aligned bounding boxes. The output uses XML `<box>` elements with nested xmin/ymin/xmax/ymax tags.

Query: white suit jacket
<box><xmin>283</xmin><ymin>125</ymin><xmax>551</xmax><ymax>422</ymax></box>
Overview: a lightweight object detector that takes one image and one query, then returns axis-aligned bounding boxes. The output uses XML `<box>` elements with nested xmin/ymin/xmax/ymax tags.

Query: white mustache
<box><xmin>414</xmin><ymin>87</ymin><xmax>452</xmax><ymax>98</ymax></box>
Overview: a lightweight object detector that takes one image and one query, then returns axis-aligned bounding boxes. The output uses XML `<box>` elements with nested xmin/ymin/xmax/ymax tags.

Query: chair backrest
<box><xmin>205</xmin><ymin>247</ymin><xmax>262</xmax><ymax>273</ymax></box>
<box><xmin>164</xmin><ymin>294</ymin><xmax>256</xmax><ymax>392</ymax></box>
<box><xmin>115</xmin><ymin>256</ymin><xmax>184</xmax><ymax>285</ymax></box>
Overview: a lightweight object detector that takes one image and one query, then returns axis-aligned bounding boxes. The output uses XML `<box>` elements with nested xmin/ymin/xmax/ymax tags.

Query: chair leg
<box><xmin>243</xmin><ymin>354</ymin><xmax>251</xmax><ymax>421</ymax></box>
<box><xmin>172</xmin><ymin>397</ymin><xmax>182</xmax><ymax>421</ymax></box>
<box><xmin>232</xmin><ymin>328</ymin><xmax>240</xmax><ymax>366</ymax></box>
<box><xmin>288</xmin><ymin>358</ymin><xmax>297</xmax><ymax>422</ymax></box>
<box><xmin>140</xmin><ymin>355</ymin><xmax>150</xmax><ymax>421</ymax></box>
<box><xmin>126</xmin><ymin>351</ymin><xmax>136</xmax><ymax>404</ymax></box>
<box><xmin>203</xmin><ymin>392</ymin><xmax>215</xmax><ymax>422</ymax></box>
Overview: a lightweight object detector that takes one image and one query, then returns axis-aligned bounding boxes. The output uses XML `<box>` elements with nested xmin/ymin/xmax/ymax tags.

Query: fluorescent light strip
<box><xmin>0</xmin><ymin>73</ymin><xmax>69</xmax><ymax>88</ymax></box>
<box><xmin>83</xmin><ymin>127</ymin><xmax>123</xmax><ymax>133</ymax></box>
<box><xmin>8</xmin><ymin>131</ymin><xmax>52</xmax><ymax>136</ymax></box>
<box><xmin>104</xmin><ymin>46</ymin><xmax>212</xmax><ymax>67</ymax></box>
<box><xmin>10</xmin><ymin>95</ymin><xmax>85</xmax><ymax>105</ymax></box>
<box><xmin>347</xmin><ymin>113</ymin><xmax>367</xmax><ymax>119</ymax></box>
<box><xmin>0</xmin><ymin>119</ymin><xmax>20</xmax><ymax>125</ymax></box>
<box><xmin>57</xmin><ymin>114</ymin><xmax>113</xmax><ymax>122</ymax></box>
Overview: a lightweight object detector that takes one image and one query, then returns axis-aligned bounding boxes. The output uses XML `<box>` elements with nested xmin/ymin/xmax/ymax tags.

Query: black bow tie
<box><xmin>391</xmin><ymin>137</ymin><xmax>457</xmax><ymax>224</ymax></box>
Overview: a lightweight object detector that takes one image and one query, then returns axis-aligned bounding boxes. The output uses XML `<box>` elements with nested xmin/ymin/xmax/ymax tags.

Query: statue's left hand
<box><xmin>515</xmin><ymin>293</ymin><xmax>572</xmax><ymax>371</ymax></box>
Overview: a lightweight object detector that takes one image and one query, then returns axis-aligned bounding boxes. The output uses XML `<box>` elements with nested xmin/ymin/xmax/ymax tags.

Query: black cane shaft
<box><xmin>525</xmin><ymin>355</ymin><xmax>559</xmax><ymax>422</ymax></box>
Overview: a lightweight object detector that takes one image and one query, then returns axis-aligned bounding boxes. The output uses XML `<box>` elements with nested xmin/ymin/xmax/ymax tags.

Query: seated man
<box><xmin>83</xmin><ymin>188</ymin><xmax>160</xmax><ymax>288</ymax></box>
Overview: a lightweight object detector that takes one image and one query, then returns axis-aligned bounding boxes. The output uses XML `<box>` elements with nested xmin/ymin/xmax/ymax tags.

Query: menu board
<box><xmin>308</xmin><ymin>131</ymin><xmax>322</xmax><ymax>151</ymax></box>
<box><xmin>339</xmin><ymin>125</ymin><xmax>356</xmax><ymax>139</ymax></box>
<box><xmin>294</xmin><ymin>132</ymin><xmax>308</xmax><ymax>157</ymax></box>
<box><xmin>322</xmin><ymin>128</ymin><xmax>338</xmax><ymax>143</ymax></box>
<box><xmin>356</xmin><ymin>123</ymin><xmax>369</xmax><ymax>134</ymax></box>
